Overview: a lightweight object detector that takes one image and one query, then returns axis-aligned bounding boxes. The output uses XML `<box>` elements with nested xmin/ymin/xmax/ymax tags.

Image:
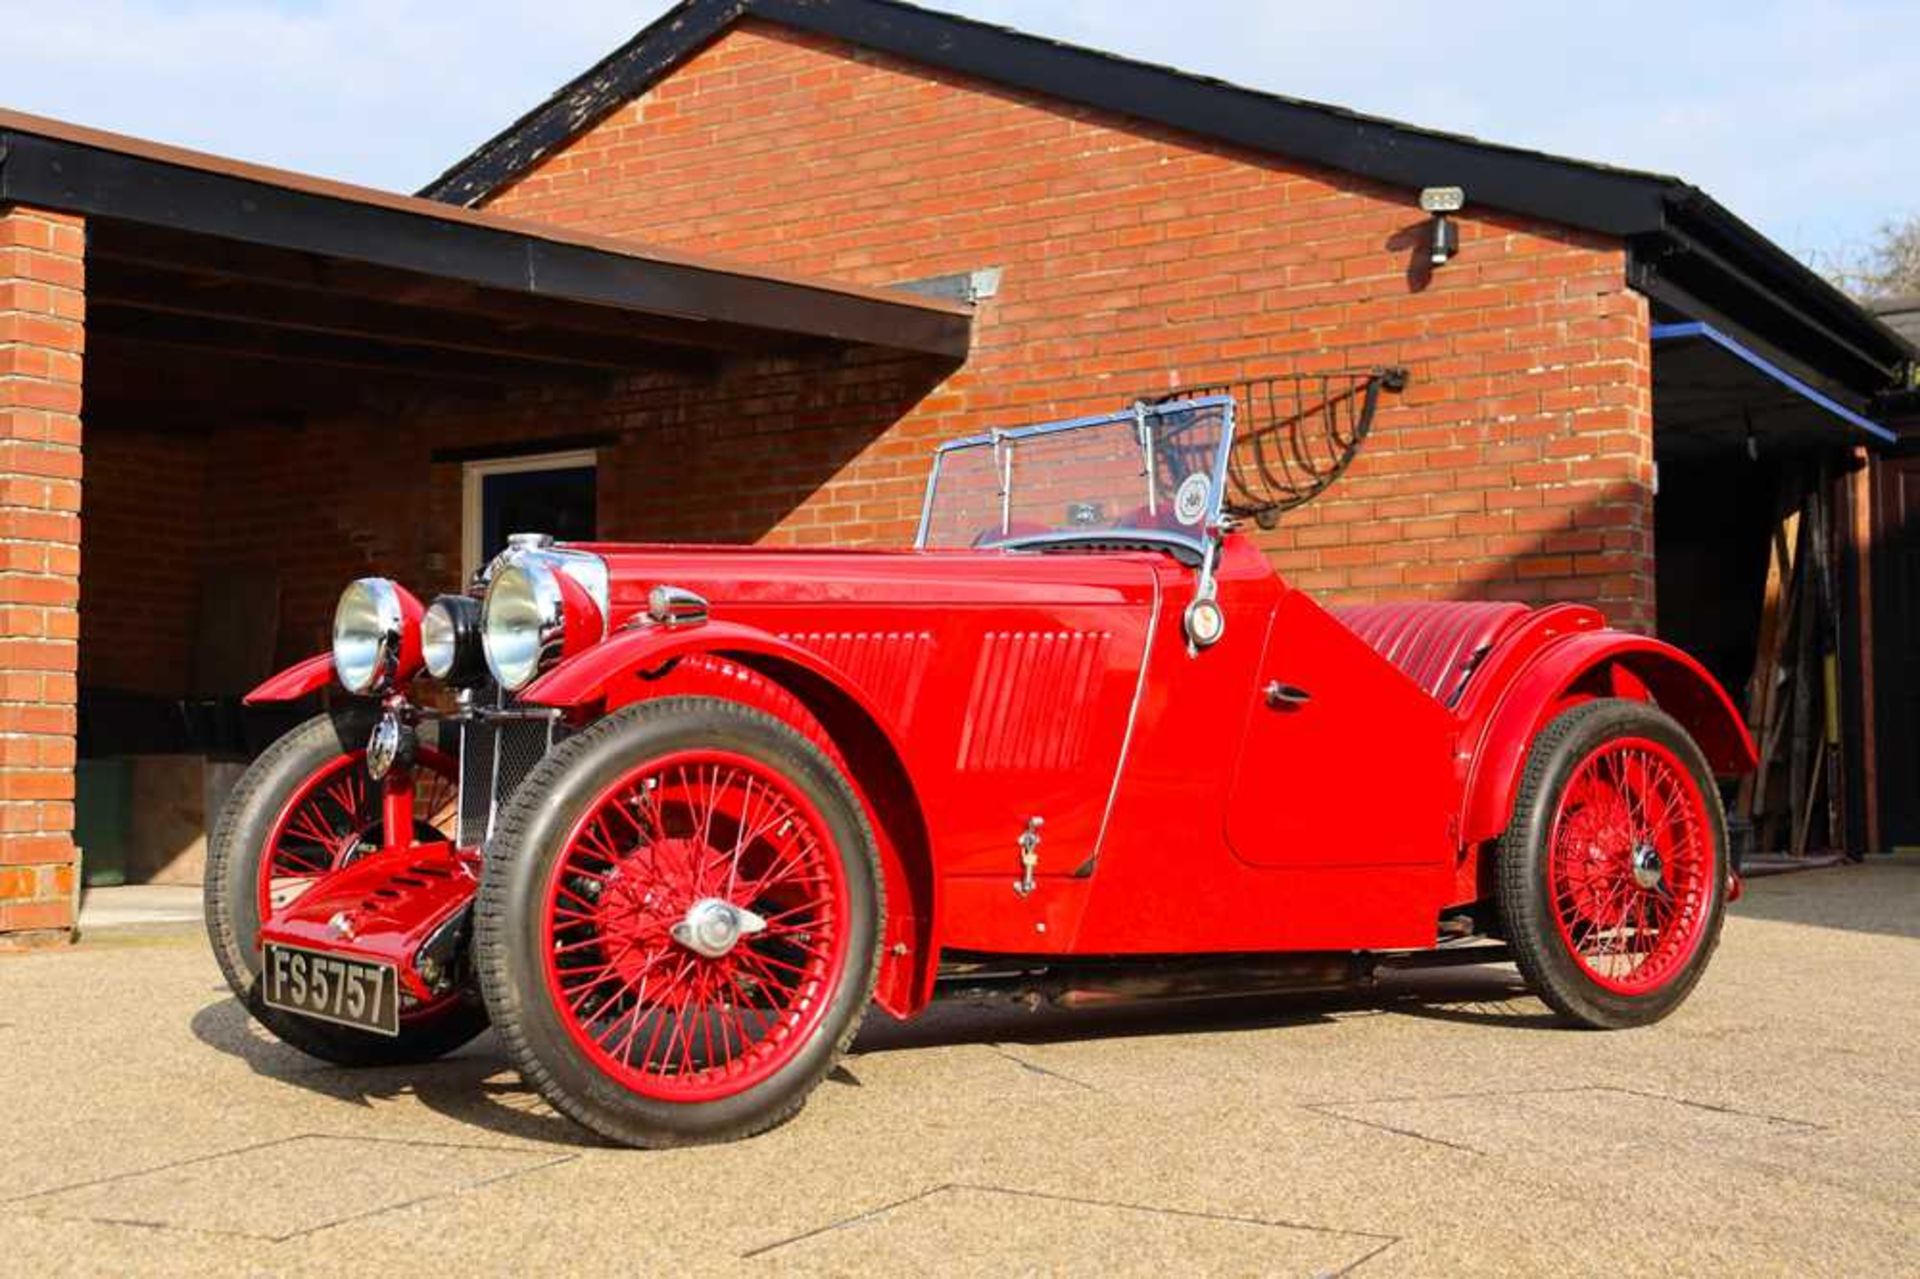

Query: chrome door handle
<box><xmin>1264</xmin><ymin>681</ymin><xmax>1311</xmax><ymax>709</ymax></box>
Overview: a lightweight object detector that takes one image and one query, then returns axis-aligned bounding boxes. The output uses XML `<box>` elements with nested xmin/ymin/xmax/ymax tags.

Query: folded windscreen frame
<box><xmin>916</xmin><ymin>397</ymin><xmax>1234</xmax><ymax>555</ymax></box>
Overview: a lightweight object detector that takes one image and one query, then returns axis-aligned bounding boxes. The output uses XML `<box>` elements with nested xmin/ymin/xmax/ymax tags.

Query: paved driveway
<box><xmin>1</xmin><ymin>861</ymin><xmax>1914</xmax><ymax>1275</ymax></box>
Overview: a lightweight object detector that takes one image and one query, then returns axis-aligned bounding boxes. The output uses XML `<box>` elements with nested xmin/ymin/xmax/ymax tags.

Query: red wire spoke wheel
<box><xmin>1546</xmin><ymin>738</ymin><xmax>1711</xmax><ymax>995</ymax></box>
<box><xmin>205</xmin><ymin>712</ymin><xmax>488</xmax><ymax>1066</ymax></box>
<box><xmin>540</xmin><ymin>749</ymin><xmax>850</xmax><ymax>1102</ymax></box>
<box><xmin>1498</xmin><ymin>699</ymin><xmax>1728</xmax><ymax>1029</ymax></box>
<box><xmin>476</xmin><ymin>697</ymin><xmax>881</xmax><ymax>1148</ymax></box>
<box><xmin>258</xmin><ymin>747</ymin><xmax>457</xmax><ymax>921</ymax></box>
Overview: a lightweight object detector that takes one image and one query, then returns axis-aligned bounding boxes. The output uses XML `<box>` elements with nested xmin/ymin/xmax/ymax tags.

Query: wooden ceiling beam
<box><xmin>88</xmin><ymin>308</ymin><xmax>607</xmax><ymax>388</ymax></box>
<box><xmin>88</xmin><ymin>259</ymin><xmax>713</xmax><ymax>374</ymax></box>
<box><xmin>86</xmin><ymin>220</ymin><xmax>807</xmax><ymax>356</ymax></box>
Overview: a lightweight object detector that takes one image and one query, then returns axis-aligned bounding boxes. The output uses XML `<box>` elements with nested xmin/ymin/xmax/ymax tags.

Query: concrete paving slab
<box><xmin>9</xmin><ymin>1135</ymin><xmax>570</xmax><ymax>1242</ymax></box>
<box><xmin>0</xmin><ymin>856</ymin><xmax>1912</xmax><ymax>1275</ymax></box>
<box><xmin>742</xmin><ymin>1184</ymin><xmax>1397</xmax><ymax>1273</ymax></box>
<box><xmin>1310</xmin><ymin>1082</ymin><xmax>1823</xmax><ymax>1157</ymax></box>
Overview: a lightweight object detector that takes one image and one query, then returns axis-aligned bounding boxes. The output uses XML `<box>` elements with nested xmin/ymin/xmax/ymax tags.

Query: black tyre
<box><xmin>205</xmin><ymin>711</ymin><xmax>488</xmax><ymax>1065</ymax></box>
<box><xmin>1497</xmin><ymin>698</ymin><xmax>1729</xmax><ymax>1029</ymax></box>
<box><xmin>474</xmin><ymin>697</ymin><xmax>882</xmax><ymax>1148</ymax></box>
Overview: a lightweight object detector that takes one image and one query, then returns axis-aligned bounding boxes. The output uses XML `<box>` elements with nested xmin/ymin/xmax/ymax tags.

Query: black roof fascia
<box><xmin>0</xmin><ymin>124</ymin><xmax>970</xmax><ymax>359</ymax></box>
<box><xmin>1631</xmin><ymin>230</ymin><xmax>1903</xmax><ymax>399</ymax></box>
<box><xmin>1660</xmin><ymin>192</ymin><xmax>1913</xmax><ymax>385</ymax></box>
<box><xmin>422</xmin><ymin>0</ymin><xmax>747</xmax><ymax>207</ymax></box>
<box><xmin>420</xmin><ymin>0</ymin><xmax>1912</xmax><ymax>397</ymax></box>
<box><xmin>422</xmin><ymin>0</ymin><xmax>1675</xmax><ymax>237</ymax></box>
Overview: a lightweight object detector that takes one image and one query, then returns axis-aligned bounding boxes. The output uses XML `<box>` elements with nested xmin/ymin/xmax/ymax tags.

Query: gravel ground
<box><xmin>0</xmin><ymin>858</ymin><xmax>1913</xmax><ymax>1276</ymax></box>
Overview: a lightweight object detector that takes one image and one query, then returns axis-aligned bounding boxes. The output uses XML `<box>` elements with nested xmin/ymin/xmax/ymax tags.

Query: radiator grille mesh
<box><xmin>456</xmin><ymin>685</ymin><xmax>564</xmax><ymax>847</ymax></box>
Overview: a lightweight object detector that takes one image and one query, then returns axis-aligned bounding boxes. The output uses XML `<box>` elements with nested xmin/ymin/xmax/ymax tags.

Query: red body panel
<box><xmin>258</xmin><ymin>842</ymin><xmax>476</xmax><ymax>1003</ymax></box>
<box><xmin>250</xmin><ymin>532</ymin><xmax>1752</xmax><ymax>1015</ymax></box>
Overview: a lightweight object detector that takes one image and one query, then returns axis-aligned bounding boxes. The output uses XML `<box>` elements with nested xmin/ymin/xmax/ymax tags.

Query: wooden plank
<box><xmin>1853</xmin><ymin>449</ymin><xmax>1880</xmax><ymax>853</ymax></box>
<box><xmin>1787</xmin><ymin>491</ymin><xmax>1821</xmax><ymax>854</ymax></box>
<box><xmin>1745</xmin><ymin>506</ymin><xmax>1803</xmax><ymax>836</ymax></box>
<box><xmin>1820</xmin><ymin>462</ymin><xmax>1847</xmax><ymax>854</ymax></box>
<box><xmin>1737</xmin><ymin>505</ymin><xmax>1798</xmax><ymax>821</ymax></box>
<box><xmin>1792</xmin><ymin>739</ymin><xmax>1827</xmax><ymax>858</ymax></box>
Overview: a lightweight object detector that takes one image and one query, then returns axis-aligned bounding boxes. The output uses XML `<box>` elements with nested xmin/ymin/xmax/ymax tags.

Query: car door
<box><xmin>1224</xmin><ymin>587</ymin><xmax>1459</xmax><ymax>870</ymax></box>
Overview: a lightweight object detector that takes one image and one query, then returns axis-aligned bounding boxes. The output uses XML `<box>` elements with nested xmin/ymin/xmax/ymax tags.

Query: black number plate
<box><xmin>262</xmin><ymin>944</ymin><xmax>401</xmax><ymax>1037</ymax></box>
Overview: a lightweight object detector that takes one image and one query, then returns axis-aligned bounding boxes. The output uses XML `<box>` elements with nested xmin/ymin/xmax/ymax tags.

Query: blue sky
<box><xmin>5</xmin><ymin>1</ymin><xmax>1915</xmax><ymax>268</ymax></box>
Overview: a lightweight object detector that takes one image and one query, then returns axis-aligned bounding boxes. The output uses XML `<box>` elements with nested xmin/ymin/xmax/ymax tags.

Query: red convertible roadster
<box><xmin>212</xmin><ymin>394</ymin><xmax>1752</xmax><ymax>1147</ymax></box>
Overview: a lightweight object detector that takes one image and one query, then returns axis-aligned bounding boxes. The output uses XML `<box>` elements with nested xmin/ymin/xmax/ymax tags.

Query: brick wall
<box><xmin>484</xmin><ymin>21</ymin><xmax>1656</xmax><ymax>628</ymax></box>
<box><xmin>0</xmin><ymin>205</ymin><xmax>83</xmax><ymax>944</ymax></box>
<box><xmin>191</xmin><ymin>349</ymin><xmax>946</xmax><ymax>666</ymax></box>
<box><xmin>79</xmin><ymin>427</ymin><xmax>208</xmax><ymax>695</ymax></box>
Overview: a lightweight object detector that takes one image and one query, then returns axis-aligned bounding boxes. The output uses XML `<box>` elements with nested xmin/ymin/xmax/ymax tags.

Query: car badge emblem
<box><xmin>1174</xmin><ymin>473</ymin><xmax>1211</xmax><ymax>526</ymax></box>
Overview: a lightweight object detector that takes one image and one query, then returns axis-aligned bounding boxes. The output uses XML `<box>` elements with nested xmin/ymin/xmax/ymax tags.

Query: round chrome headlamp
<box><xmin>333</xmin><ymin>578</ymin><xmax>417</xmax><ymax>695</ymax></box>
<box><xmin>482</xmin><ymin>560</ymin><xmax>566</xmax><ymax>691</ymax></box>
<box><xmin>422</xmin><ymin>594</ymin><xmax>486</xmax><ymax>686</ymax></box>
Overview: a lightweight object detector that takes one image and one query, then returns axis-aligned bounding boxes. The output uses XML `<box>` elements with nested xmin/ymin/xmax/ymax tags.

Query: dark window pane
<box><xmin>481</xmin><ymin>465</ymin><xmax>596</xmax><ymax>563</ymax></box>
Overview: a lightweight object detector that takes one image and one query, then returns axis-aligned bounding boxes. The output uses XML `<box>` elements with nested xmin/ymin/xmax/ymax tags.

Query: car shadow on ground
<box><xmin>189</xmin><ymin>996</ymin><xmax>608</xmax><ymax>1148</ymax></box>
<box><xmin>190</xmin><ymin>963</ymin><xmax>1549</xmax><ymax>1148</ymax></box>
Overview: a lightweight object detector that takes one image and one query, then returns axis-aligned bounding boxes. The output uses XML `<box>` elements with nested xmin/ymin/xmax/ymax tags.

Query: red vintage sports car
<box><xmin>213</xmin><ymin>394</ymin><xmax>1752</xmax><ymax>1147</ymax></box>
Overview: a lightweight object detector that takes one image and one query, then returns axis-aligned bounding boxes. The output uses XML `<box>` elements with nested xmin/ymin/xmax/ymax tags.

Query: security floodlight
<box><xmin>1419</xmin><ymin>186</ymin><xmax>1466</xmax><ymax>265</ymax></box>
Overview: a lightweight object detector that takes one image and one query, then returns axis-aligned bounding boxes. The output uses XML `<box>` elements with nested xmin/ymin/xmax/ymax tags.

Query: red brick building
<box><xmin>2</xmin><ymin>0</ymin><xmax>1912</xmax><ymax>943</ymax></box>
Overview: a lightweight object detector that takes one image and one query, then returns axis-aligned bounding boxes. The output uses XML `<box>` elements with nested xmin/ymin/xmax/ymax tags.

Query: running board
<box><xmin>935</xmin><ymin>944</ymin><xmax>1514</xmax><ymax>1010</ymax></box>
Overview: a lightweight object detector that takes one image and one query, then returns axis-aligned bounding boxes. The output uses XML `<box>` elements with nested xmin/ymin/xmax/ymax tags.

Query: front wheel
<box><xmin>1497</xmin><ymin>698</ymin><xmax>1729</xmax><ymax>1028</ymax></box>
<box><xmin>204</xmin><ymin>711</ymin><xmax>489</xmax><ymax>1065</ymax></box>
<box><xmin>474</xmin><ymin>697</ymin><xmax>882</xmax><ymax>1148</ymax></box>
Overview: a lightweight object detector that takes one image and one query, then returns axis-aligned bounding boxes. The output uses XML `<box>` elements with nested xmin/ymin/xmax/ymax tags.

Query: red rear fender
<box><xmin>1461</xmin><ymin>632</ymin><xmax>1755</xmax><ymax>846</ymax></box>
<box><xmin>244</xmin><ymin>653</ymin><xmax>335</xmax><ymax>705</ymax></box>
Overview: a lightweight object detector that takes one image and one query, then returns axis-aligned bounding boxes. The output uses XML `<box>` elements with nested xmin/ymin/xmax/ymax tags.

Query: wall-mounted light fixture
<box><xmin>1419</xmin><ymin>186</ymin><xmax>1466</xmax><ymax>266</ymax></box>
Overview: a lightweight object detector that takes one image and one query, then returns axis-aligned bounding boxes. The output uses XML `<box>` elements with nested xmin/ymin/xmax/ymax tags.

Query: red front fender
<box><xmin>1460</xmin><ymin>632</ymin><xmax>1756</xmax><ymax>847</ymax></box>
<box><xmin>243</xmin><ymin>653</ymin><xmax>335</xmax><ymax>705</ymax></box>
<box><xmin>520</xmin><ymin>621</ymin><xmax>898</xmax><ymax>732</ymax></box>
<box><xmin>520</xmin><ymin>620</ymin><xmax>941</xmax><ymax>1017</ymax></box>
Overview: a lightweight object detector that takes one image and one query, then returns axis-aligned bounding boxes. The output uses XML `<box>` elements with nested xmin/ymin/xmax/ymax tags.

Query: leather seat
<box><xmin>1327</xmin><ymin>601</ymin><xmax>1530</xmax><ymax>707</ymax></box>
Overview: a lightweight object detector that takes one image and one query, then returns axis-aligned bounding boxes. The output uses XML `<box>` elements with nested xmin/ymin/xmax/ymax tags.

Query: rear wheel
<box><xmin>205</xmin><ymin>711</ymin><xmax>488</xmax><ymax>1065</ymax></box>
<box><xmin>1497</xmin><ymin>698</ymin><xmax>1728</xmax><ymax>1028</ymax></box>
<box><xmin>474</xmin><ymin>697</ymin><xmax>881</xmax><ymax>1148</ymax></box>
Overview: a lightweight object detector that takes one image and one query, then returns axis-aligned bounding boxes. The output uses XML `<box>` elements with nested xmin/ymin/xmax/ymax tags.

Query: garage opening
<box><xmin>1652</xmin><ymin>322</ymin><xmax>1893</xmax><ymax>865</ymax></box>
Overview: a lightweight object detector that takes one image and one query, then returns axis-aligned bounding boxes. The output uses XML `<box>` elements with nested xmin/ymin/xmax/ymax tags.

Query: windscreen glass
<box><xmin>918</xmin><ymin>397</ymin><xmax>1233</xmax><ymax>553</ymax></box>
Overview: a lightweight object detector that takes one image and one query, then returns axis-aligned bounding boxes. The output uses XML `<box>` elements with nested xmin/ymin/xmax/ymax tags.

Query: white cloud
<box><xmin>3</xmin><ymin>0</ymin><xmax>1914</xmax><ymax>263</ymax></box>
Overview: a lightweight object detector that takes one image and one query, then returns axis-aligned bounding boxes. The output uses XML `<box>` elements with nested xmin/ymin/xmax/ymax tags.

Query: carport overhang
<box><xmin>1651</xmin><ymin>320</ymin><xmax>1897</xmax><ymax>459</ymax></box>
<box><xmin>0</xmin><ymin>107</ymin><xmax>971</xmax><ymax>425</ymax></box>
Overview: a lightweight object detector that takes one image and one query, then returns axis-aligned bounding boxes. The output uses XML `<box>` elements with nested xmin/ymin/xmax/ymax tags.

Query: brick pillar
<box><xmin>1578</xmin><ymin>281</ymin><xmax>1657</xmax><ymax>634</ymax></box>
<box><xmin>0</xmin><ymin>206</ymin><xmax>83</xmax><ymax>947</ymax></box>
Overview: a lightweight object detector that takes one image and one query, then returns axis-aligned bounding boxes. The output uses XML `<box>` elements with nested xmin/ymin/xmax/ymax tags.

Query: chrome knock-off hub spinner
<box><xmin>1630</xmin><ymin>843</ymin><xmax>1664</xmax><ymax>890</ymax></box>
<box><xmin>670</xmin><ymin>897</ymin><xmax>767</xmax><ymax>959</ymax></box>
